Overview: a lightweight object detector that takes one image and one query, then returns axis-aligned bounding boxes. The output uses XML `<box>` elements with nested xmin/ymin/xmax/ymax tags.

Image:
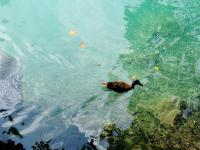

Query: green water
<box><xmin>0</xmin><ymin>0</ymin><xmax>200</xmax><ymax>149</ymax></box>
<box><xmin>122</xmin><ymin>0</ymin><xmax>200</xmax><ymax>111</ymax></box>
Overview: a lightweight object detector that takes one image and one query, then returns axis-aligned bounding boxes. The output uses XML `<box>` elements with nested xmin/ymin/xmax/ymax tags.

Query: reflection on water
<box><xmin>0</xmin><ymin>0</ymin><xmax>200</xmax><ymax>149</ymax></box>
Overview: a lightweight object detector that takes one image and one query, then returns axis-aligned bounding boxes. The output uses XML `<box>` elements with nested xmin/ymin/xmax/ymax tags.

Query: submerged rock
<box><xmin>152</xmin><ymin>97</ymin><xmax>181</xmax><ymax>126</ymax></box>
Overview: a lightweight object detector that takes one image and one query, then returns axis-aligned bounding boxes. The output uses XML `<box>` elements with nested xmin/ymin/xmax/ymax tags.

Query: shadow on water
<box><xmin>0</xmin><ymin>117</ymin><xmax>96</xmax><ymax>150</ymax></box>
<box><xmin>0</xmin><ymin>74</ymin><xmax>101</xmax><ymax>150</ymax></box>
<box><xmin>0</xmin><ymin>107</ymin><xmax>98</xmax><ymax>150</ymax></box>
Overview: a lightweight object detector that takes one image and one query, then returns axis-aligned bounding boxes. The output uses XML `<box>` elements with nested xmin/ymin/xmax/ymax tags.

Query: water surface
<box><xmin>0</xmin><ymin>0</ymin><xmax>200</xmax><ymax>149</ymax></box>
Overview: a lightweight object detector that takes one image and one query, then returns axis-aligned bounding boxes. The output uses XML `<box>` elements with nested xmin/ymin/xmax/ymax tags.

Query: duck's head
<box><xmin>132</xmin><ymin>79</ymin><xmax>143</xmax><ymax>87</ymax></box>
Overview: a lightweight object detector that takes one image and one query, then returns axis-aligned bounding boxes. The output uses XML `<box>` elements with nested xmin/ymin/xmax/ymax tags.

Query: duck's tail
<box><xmin>101</xmin><ymin>82</ymin><xmax>108</xmax><ymax>87</ymax></box>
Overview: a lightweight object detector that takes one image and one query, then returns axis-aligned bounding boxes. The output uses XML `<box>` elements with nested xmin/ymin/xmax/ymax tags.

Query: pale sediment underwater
<box><xmin>0</xmin><ymin>0</ymin><xmax>200</xmax><ymax>149</ymax></box>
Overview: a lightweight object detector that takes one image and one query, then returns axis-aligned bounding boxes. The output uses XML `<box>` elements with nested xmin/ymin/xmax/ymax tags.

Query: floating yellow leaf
<box><xmin>153</xmin><ymin>66</ymin><xmax>159</xmax><ymax>71</ymax></box>
<box><xmin>80</xmin><ymin>42</ymin><xmax>86</xmax><ymax>48</ymax></box>
<box><xmin>68</xmin><ymin>29</ymin><xmax>77</xmax><ymax>36</ymax></box>
<box><xmin>131</xmin><ymin>75</ymin><xmax>137</xmax><ymax>80</ymax></box>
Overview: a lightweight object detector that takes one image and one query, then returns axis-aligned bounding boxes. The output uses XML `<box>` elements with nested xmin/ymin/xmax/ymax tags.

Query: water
<box><xmin>0</xmin><ymin>0</ymin><xmax>200</xmax><ymax>149</ymax></box>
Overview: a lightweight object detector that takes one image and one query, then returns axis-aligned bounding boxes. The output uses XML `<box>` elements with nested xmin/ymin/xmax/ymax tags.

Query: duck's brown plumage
<box><xmin>102</xmin><ymin>80</ymin><xmax>143</xmax><ymax>93</ymax></box>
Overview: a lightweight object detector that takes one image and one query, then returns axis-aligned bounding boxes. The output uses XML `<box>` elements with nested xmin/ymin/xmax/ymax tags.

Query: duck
<box><xmin>101</xmin><ymin>79</ymin><xmax>143</xmax><ymax>93</ymax></box>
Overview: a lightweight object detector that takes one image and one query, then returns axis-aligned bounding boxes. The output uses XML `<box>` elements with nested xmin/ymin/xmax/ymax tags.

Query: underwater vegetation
<box><xmin>101</xmin><ymin>0</ymin><xmax>200</xmax><ymax>149</ymax></box>
<box><xmin>100</xmin><ymin>108</ymin><xmax>200</xmax><ymax>149</ymax></box>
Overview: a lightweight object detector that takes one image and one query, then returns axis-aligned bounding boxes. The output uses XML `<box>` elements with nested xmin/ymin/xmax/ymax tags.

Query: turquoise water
<box><xmin>0</xmin><ymin>0</ymin><xmax>200</xmax><ymax>149</ymax></box>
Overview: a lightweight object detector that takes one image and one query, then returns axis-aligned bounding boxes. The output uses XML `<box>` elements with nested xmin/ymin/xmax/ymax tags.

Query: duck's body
<box><xmin>102</xmin><ymin>80</ymin><xmax>143</xmax><ymax>93</ymax></box>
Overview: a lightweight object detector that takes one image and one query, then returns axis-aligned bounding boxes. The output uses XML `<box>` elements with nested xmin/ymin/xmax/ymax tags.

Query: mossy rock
<box><xmin>132</xmin><ymin>96</ymin><xmax>183</xmax><ymax>126</ymax></box>
<box><xmin>151</xmin><ymin>97</ymin><xmax>182</xmax><ymax>126</ymax></box>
